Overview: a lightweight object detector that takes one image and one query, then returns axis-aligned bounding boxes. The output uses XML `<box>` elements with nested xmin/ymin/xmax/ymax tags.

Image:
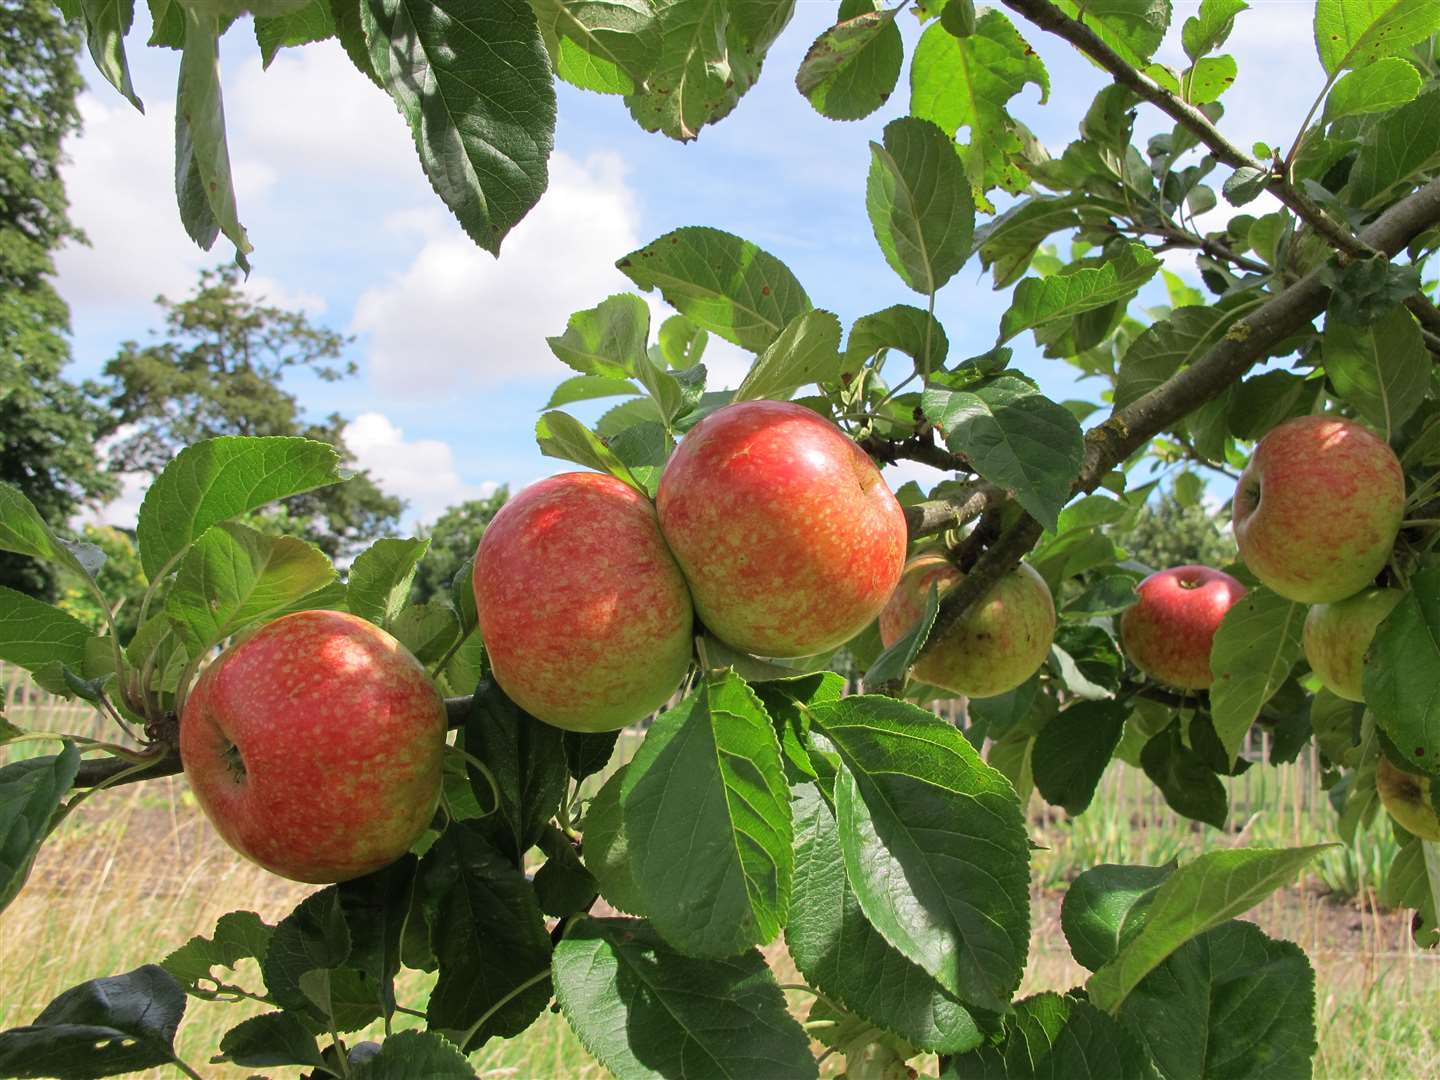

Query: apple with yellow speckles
<box><xmin>180</xmin><ymin>610</ymin><xmax>446</xmax><ymax>883</ymax></box>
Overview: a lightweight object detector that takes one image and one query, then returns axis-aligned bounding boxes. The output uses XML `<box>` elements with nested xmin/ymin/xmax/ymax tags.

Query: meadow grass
<box><xmin>3</xmin><ymin>677</ymin><xmax>1436</xmax><ymax>1078</ymax></box>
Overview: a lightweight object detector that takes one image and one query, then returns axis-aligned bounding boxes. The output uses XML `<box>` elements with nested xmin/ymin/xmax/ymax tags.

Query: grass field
<box><xmin>3</xmin><ymin>672</ymin><xmax>1436</xmax><ymax>1079</ymax></box>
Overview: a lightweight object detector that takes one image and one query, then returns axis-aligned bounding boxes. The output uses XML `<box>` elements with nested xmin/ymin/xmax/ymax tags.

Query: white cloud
<box><xmin>351</xmin><ymin>151</ymin><xmax>646</xmax><ymax>397</ymax></box>
<box><xmin>343</xmin><ymin>411</ymin><xmax>499</xmax><ymax>526</ymax></box>
<box><xmin>240</xmin><ymin>274</ymin><xmax>328</xmax><ymax>316</ymax></box>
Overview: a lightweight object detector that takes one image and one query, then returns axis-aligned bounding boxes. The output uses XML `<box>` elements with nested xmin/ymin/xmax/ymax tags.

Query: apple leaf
<box><xmin>553</xmin><ymin>916</ymin><xmax>817</xmax><ymax>1080</ymax></box>
<box><xmin>563</xmin><ymin>728</ymin><xmax>620</xmax><ymax>782</ymax></box>
<box><xmin>1140</xmin><ymin>720</ymin><xmax>1228</xmax><ymax>828</ymax></box>
<box><xmin>617</xmin><ymin>227</ymin><xmax>812</xmax><ymax>352</ymax></box>
<box><xmin>786</xmin><ymin>783</ymin><xmax>985</xmax><ymax>1054</ymax></box>
<box><xmin>535</xmin><ymin>410</ymin><xmax>645</xmax><ymax>492</ymax></box>
<box><xmin>546</xmin><ymin>292</ymin><xmax>650</xmax><ymax>379</ymax></box>
<box><xmin>215</xmin><ymin>1011</ymin><xmax>326</xmax><ymax>1070</ymax></box>
<box><xmin>362</xmin><ymin>0</ymin><xmax>555</xmax><ymax>255</ymax></box>
<box><xmin>1210</xmin><ymin>587</ymin><xmax>1306</xmax><ymax>765</ymax></box>
<box><xmin>1114</xmin><ymin>304</ymin><xmax>1251</xmax><ymax>408</ymax></box>
<box><xmin>165</xmin><ymin>523</ymin><xmax>336</xmax><ymax>653</ymax></box>
<box><xmin>974</xmin><ymin>193</ymin><xmax>1087</xmax><ymax>289</ymax></box>
<box><xmin>1313</xmin><ymin>0</ymin><xmax>1440</xmax><ymax>75</ymax></box>
<box><xmin>1086</xmin><ymin>845</ymin><xmax>1331</xmax><ymax>1013</ymax></box>
<box><xmin>866</xmin><ymin>116</ymin><xmax>976</xmax><ymax>296</ymax></box>
<box><xmin>0</xmin><ymin>965</ymin><xmax>189</xmax><ymax>1078</ymax></box>
<box><xmin>1033</xmin><ymin>699</ymin><xmax>1129</xmax><ymax>815</ymax></box>
<box><xmin>1381</xmin><ymin>833</ymin><xmax>1439</xmax><ymax>948</ymax></box>
<box><xmin>1116</xmin><ymin>921</ymin><xmax>1317</xmax><ymax>1078</ymax></box>
<box><xmin>352</xmin><ymin>1030</ymin><xmax>476</xmax><ymax>1077</ymax></box>
<box><xmin>134</xmin><ymin>436</ymin><xmax>342</xmax><ymax>582</ymax></box>
<box><xmin>1182</xmin><ymin>0</ymin><xmax>1247</xmax><ymax>60</ymax></box>
<box><xmin>940</xmin><ymin>991</ymin><xmax>1152</xmax><ymax>1079</ymax></box>
<box><xmin>1061</xmin><ymin>862</ymin><xmax>1174</xmax><ymax>972</ymax></box>
<box><xmin>795</xmin><ymin>0</ymin><xmax>903</xmax><ymax>122</ymax></box>
<box><xmin>1322</xmin><ymin>303</ymin><xmax>1429</xmax><ymax>438</ymax></box>
<box><xmin>418</xmin><ymin>823</ymin><xmax>552</xmax><ymax>1049</ymax></box>
<box><xmin>753</xmin><ymin>672</ymin><xmax>845</xmax><ymax>786</ymax></box>
<box><xmin>533</xmin><ymin>826</ymin><xmax>599</xmax><ymax>917</ymax></box>
<box><xmin>77</xmin><ymin>0</ymin><xmax>143</xmax><ymax>111</ymax></box>
<box><xmin>1347</xmin><ymin>89</ymin><xmax>1440</xmax><ymax>207</ymax></box>
<box><xmin>346</xmin><ymin>538</ymin><xmax>429</xmax><ymax>628</ymax></box>
<box><xmin>581</xmin><ymin>764</ymin><xmax>647</xmax><ymax>916</ymax></box>
<box><xmin>1323</xmin><ymin>55</ymin><xmax>1422</xmax><ymax>122</ymax></box>
<box><xmin>0</xmin><ymin>587</ymin><xmax>98</xmax><ymax>695</ymax></box>
<box><xmin>1365</xmin><ymin>567</ymin><xmax>1440</xmax><ymax>771</ymax></box>
<box><xmin>999</xmin><ymin>243</ymin><xmax>1161</xmax><ymax>343</ymax></box>
<box><xmin>863</xmin><ymin>580</ymin><xmax>940</xmax><ymax>689</ymax></box>
<box><xmin>162</xmin><ymin>910</ymin><xmax>275</xmax><ymax>993</ymax></box>
<box><xmin>0</xmin><ymin>482</ymin><xmax>107</xmax><ymax>585</ymax></box>
<box><xmin>733</xmin><ymin>309</ymin><xmax>844</xmax><ymax>403</ymax></box>
<box><xmin>812</xmin><ymin>696</ymin><xmax>1030</xmax><ymax>1013</ymax></box>
<box><xmin>254</xmin><ymin>0</ymin><xmax>336</xmax><ymax>68</ymax></box>
<box><xmin>0</xmin><ymin>743</ymin><xmax>79</xmax><ymax>915</ymax></box>
<box><xmin>530</xmin><ymin>0</ymin><xmax>658</xmax><ymax>97</ymax></box>
<box><xmin>261</xmin><ymin>888</ymin><xmax>378</xmax><ymax>1033</ymax></box>
<box><xmin>844</xmin><ymin>304</ymin><xmax>950</xmax><ymax>372</ymax></box>
<box><xmin>1051</xmin><ymin>0</ymin><xmax>1170</xmax><ymax>67</ymax></box>
<box><xmin>617</xmin><ymin>671</ymin><xmax>793</xmax><ymax>957</ymax></box>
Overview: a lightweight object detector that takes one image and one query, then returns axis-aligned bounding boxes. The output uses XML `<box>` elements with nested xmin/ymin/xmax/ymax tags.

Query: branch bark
<box><xmin>904</xmin><ymin>483</ymin><xmax>1003</xmax><ymax>538</ymax></box>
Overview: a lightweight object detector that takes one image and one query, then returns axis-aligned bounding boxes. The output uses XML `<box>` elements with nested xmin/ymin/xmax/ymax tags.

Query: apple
<box><xmin>878</xmin><ymin>554</ymin><xmax>1056</xmax><ymax>699</ymax></box>
<box><xmin>474</xmin><ymin>471</ymin><xmax>693</xmax><ymax>732</ymax></box>
<box><xmin>1377</xmin><ymin>756</ymin><xmax>1440</xmax><ymax>842</ymax></box>
<box><xmin>1302</xmin><ymin>586</ymin><xmax>1404</xmax><ymax>703</ymax></box>
<box><xmin>656</xmin><ymin>401</ymin><xmax>907</xmax><ymax>658</ymax></box>
<box><xmin>180</xmin><ymin>610</ymin><xmax>446</xmax><ymax>884</ymax></box>
<box><xmin>1232</xmin><ymin>415</ymin><xmax>1404</xmax><ymax>603</ymax></box>
<box><xmin>1120</xmin><ymin>565</ymin><xmax>1247</xmax><ymax>691</ymax></box>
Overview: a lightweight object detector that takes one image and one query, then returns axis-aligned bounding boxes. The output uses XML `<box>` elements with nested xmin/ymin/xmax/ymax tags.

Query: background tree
<box><xmin>1121</xmin><ymin>492</ymin><xmax>1238</xmax><ymax>572</ymax></box>
<box><xmin>410</xmin><ymin>489</ymin><xmax>510</xmax><ymax>603</ymax></box>
<box><xmin>91</xmin><ymin>266</ymin><xmax>404</xmax><ymax>560</ymax></box>
<box><xmin>0</xmin><ymin>0</ymin><xmax>114</xmax><ymax>599</ymax></box>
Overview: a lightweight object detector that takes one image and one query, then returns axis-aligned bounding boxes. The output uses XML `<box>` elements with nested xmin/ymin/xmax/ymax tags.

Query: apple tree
<box><xmin>3</xmin><ymin>1</ymin><xmax>1440</xmax><ymax>1078</ymax></box>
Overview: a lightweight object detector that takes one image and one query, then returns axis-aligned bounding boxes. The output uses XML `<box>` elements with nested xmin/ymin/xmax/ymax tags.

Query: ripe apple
<box><xmin>181</xmin><ymin>610</ymin><xmax>446</xmax><ymax>884</ymax></box>
<box><xmin>474</xmin><ymin>471</ymin><xmax>693</xmax><ymax>732</ymax></box>
<box><xmin>1120</xmin><ymin>565</ymin><xmax>1247</xmax><ymax>691</ymax></box>
<box><xmin>656</xmin><ymin>401</ymin><xmax>907</xmax><ymax>658</ymax></box>
<box><xmin>878</xmin><ymin>554</ymin><xmax>1056</xmax><ymax>699</ymax></box>
<box><xmin>1232</xmin><ymin>415</ymin><xmax>1404</xmax><ymax>603</ymax></box>
<box><xmin>1302</xmin><ymin>586</ymin><xmax>1404</xmax><ymax>703</ymax></box>
<box><xmin>1377</xmin><ymin>756</ymin><xmax>1440</xmax><ymax>842</ymax></box>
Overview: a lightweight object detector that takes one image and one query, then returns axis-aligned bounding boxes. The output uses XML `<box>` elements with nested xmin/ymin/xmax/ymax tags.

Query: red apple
<box><xmin>181</xmin><ymin>610</ymin><xmax>446</xmax><ymax>884</ymax></box>
<box><xmin>1303</xmin><ymin>586</ymin><xmax>1404</xmax><ymax>703</ymax></box>
<box><xmin>474</xmin><ymin>471</ymin><xmax>693</xmax><ymax>732</ymax></box>
<box><xmin>1120</xmin><ymin>565</ymin><xmax>1246</xmax><ymax>690</ymax></box>
<box><xmin>1377</xmin><ymin>756</ymin><xmax>1440</xmax><ymax>842</ymax></box>
<box><xmin>879</xmin><ymin>554</ymin><xmax>1056</xmax><ymax>699</ymax></box>
<box><xmin>1232</xmin><ymin>415</ymin><xmax>1404</xmax><ymax>603</ymax></box>
<box><xmin>656</xmin><ymin>401</ymin><xmax>907</xmax><ymax>658</ymax></box>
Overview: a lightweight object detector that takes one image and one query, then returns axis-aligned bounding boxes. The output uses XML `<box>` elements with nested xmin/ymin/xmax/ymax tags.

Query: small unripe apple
<box><xmin>1377</xmin><ymin>756</ymin><xmax>1440</xmax><ymax>842</ymax></box>
<box><xmin>1120</xmin><ymin>565</ymin><xmax>1247</xmax><ymax>691</ymax></box>
<box><xmin>1302</xmin><ymin>587</ymin><xmax>1404</xmax><ymax>703</ymax></box>
<box><xmin>474</xmin><ymin>471</ymin><xmax>693</xmax><ymax>732</ymax></box>
<box><xmin>656</xmin><ymin>401</ymin><xmax>907</xmax><ymax>658</ymax></box>
<box><xmin>181</xmin><ymin>610</ymin><xmax>446</xmax><ymax>884</ymax></box>
<box><xmin>1232</xmin><ymin>415</ymin><xmax>1404</xmax><ymax>603</ymax></box>
<box><xmin>878</xmin><ymin>555</ymin><xmax>1055</xmax><ymax>699</ymax></box>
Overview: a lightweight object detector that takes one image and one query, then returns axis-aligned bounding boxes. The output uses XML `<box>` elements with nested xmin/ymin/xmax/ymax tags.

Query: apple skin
<box><xmin>474</xmin><ymin>471</ymin><xmax>693</xmax><ymax>732</ymax></box>
<box><xmin>1232</xmin><ymin>415</ymin><xmax>1404</xmax><ymax>604</ymax></box>
<box><xmin>1377</xmin><ymin>756</ymin><xmax>1440</xmax><ymax>842</ymax></box>
<box><xmin>1302</xmin><ymin>587</ymin><xmax>1404</xmax><ymax>703</ymax></box>
<box><xmin>180</xmin><ymin>610</ymin><xmax>446</xmax><ymax>884</ymax></box>
<box><xmin>1120</xmin><ymin>565</ymin><xmax>1248</xmax><ymax>691</ymax></box>
<box><xmin>656</xmin><ymin>401</ymin><xmax>907</xmax><ymax>658</ymax></box>
<box><xmin>878</xmin><ymin>555</ymin><xmax>1056</xmax><ymax>698</ymax></box>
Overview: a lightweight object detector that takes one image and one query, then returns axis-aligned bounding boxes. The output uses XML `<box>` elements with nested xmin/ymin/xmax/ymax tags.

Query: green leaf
<box><xmin>553</xmin><ymin>916</ymin><xmax>817</xmax><ymax>1080</ymax></box>
<box><xmin>1116</xmin><ymin>305</ymin><xmax>1250</xmax><ymax>408</ymax></box>
<box><xmin>175</xmin><ymin>11</ymin><xmax>252</xmax><ymax>271</ymax></box>
<box><xmin>999</xmin><ymin>243</ymin><xmax>1160</xmax><ymax>342</ymax></box>
<box><xmin>1323</xmin><ymin>303</ymin><xmax>1429</xmax><ymax>437</ymax></box>
<box><xmin>1182</xmin><ymin>0</ymin><xmax>1247</xmax><ymax>60</ymax></box>
<box><xmin>363</xmin><ymin>0</ymin><xmax>556</xmax><ymax>255</ymax></box>
<box><xmin>255</xmin><ymin>0</ymin><xmax>335</xmax><ymax>67</ymax></box>
<box><xmin>617</xmin><ymin>227</ymin><xmax>811</xmax><ymax>352</ymax></box>
<box><xmin>1086</xmin><ymin>845</ymin><xmax>1330</xmax><ymax>1012</ymax></box>
<box><xmin>1210</xmin><ymin>586</ymin><xmax>1305</xmax><ymax>765</ymax></box>
<box><xmin>787</xmin><ymin>784</ymin><xmax>983</xmax><ymax>1054</ymax></box>
<box><xmin>1381</xmin><ymin>832</ymin><xmax>1438</xmax><ymax>947</ymax></box>
<box><xmin>618</xmin><ymin>672</ymin><xmax>793</xmax><ymax>957</ymax></box>
<box><xmin>866</xmin><ymin>116</ymin><xmax>976</xmax><ymax>295</ymax></box>
<box><xmin>1347</xmin><ymin>87</ymin><xmax>1440</xmax><ymax>207</ymax></box>
<box><xmin>79</xmin><ymin>0</ymin><xmax>143</xmax><ymax>110</ymax></box>
<box><xmin>260</xmin><ymin>888</ymin><xmax>376</xmax><ymax>1032</ymax></box>
<box><xmin>134</xmin><ymin>436</ymin><xmax>342</xmax><ymax>581</ymax></box>
<box><xmin>547</xmin><ymin>292</ymin><xmax>650</xmax><ymax>378</ymax></box>
<box><xmin>656</xmin><ymin>313</ymin><xmax>709</xmax><ymax>368</ymax></box>
<box><xmin>533</xmin><ymin>826</ymin><xmax>599</xmax><ymax>917</ymax></box>
<box><xmin>1032</xmin><ymin>699</ymin><xmax>1127</xmax><ymax>815</ymax></box>
<box><xmin>941</xmin><ymin>991</ymin><xmax>1152</xmax><ymax>1079</ymax></box>
<box><xmin>0</xmin><ymin>483</ymin><xmax>105</xmax><ymax>583</ymax></box>
<box><xmin>165</xmin><ymin>523</ymin><xmax>336</xmax><ymax>652</ymax></box>
<box><xmin>0</xmin><ymin>744</ymin><xmax>79</xmax><ymax>914</ymax></box>
<box><xmin>419</xmin><ymin>823</ymin><xmax>552</xmax><ymax>1048</ymax></box>
<box><xmin>910</xmin><ymin>10</ymin><xmax>1048</xmax><ymax>209</ymax></box>
<box><xmin>216</xmin><ymin>1011</ymin><xmax>324</xmax><ymax>1070</ymax></box>
<box><xmin>535</xmin><ymin>411</ymin><xmax>643</xmax><ymax>490</ymax></box>
<box><xmin>844</xmin><ymin>304</ymin><xmax>949</xmax><ymax>373</ymax></box>
<box><xmin>974</xmin><ymin>193</ymin><xmax>1087</xmax><ymax>289</ymax></box>
<box><xmin>864</xmin><ymin>581</ymin><xmax>940</xmax><ymax>688</ymax></box>
<box><xmin>0</xmin><ymin>588</ymin><xmax>96</xmax><ymax>692</ymax></box>
<box><xmin>0</xmin><ymin>965</ymin><xmax>187</xmax><ymax>1078</ymax></box>
<box><xmin>1061</xmin><ymin>862</ymin><xmax>1173</xmax><ymax>971</ymax></box>
<box><xmin>733</xmin><ymin>309</ymin><xmax>844</xmax><ymax>402</ymax></box>
<box><xmin>581</xmin><ymin>764</ymin><xmax>647</xmax><ymax>915</ymax></box>
<box><xmin>563</xmin><ymin>728</ymin><xmax>620</xmax><ymax>781</ymax></box>
<box><xmin>1313</xmin><ymin>0</ymin><xmax>1440</xmax><ymax>75</ymax></box>
<box><xmin>1141</xmin><ymin>721</ymin><xmax>1228</xmax><ymax>828</ymax></box>
<box><xmin>162</xmin><ymin>910</ymin><xmax>274</xmax><ymax>992</ymax></box>
<box><xmin>1365</xmin><ymin>567</ymin><xmax>1440</xmax><ymax>770</ymax></box>
<box><xmin>462</xmin><ymin>680</ymin><xmax>569</xmax><ymax>865</ymax></box>
<box><xmin>753</xmin><ymin>673</ymin><xmax>843</xmax><ymax>785</ymax></box>
<box><xmin>923</xmin><ymin>376</ymin><xmax>1085</xmax><ymax>531</ymax></box>
<box><xmin>1053</xmin><ymin>0</ymin><xmax>1171</xmax><ymax>66</ymax></box>
<box><xmin>531</xmin><ymin>0</ymin><xmax>658</xmax><ymax>96</ymax></box>
<box><xmin>330</xmin><ymin>0</ymin><xmax>382</xmax><ymax>86</ymax></box>
<box><xmin>1222</xmin><ymin>164</ymin><xmax>1270</xmax><ymax>206</ymax></box>
<box><xmin>345</xmin><ymin>538</ymin><xmax>429</xmax><ymax>627</ymax></box>
<box><xmin>352</xmin><ymin>1030</ymin><xmax>476</xmax><ymax>1078</ymax></box>
<box><xmin>1118</xmin><ymin>921</ymin><xmax>1318</xmax><ymax>1079</ymax></box>
<box><xmin>813</xmin><ymin>696</ymin><xmax>1030</xmax><ymax>1013</ymax></box>
<box><xmin>1323</xmin><ymin>55</ymin><xmax>1421</xmax><ymax>121</ymax></box>
<box><xmin>795</xmin><ymin>0</ymin><xmax>903</xmax><ymax>122</ymax></box>
<box><xmin>389</xmin><ymin>601</ymin><xmax>460</xmax><ymax>665</ymax></box>
<box><xmin>1183</xmin><ymin>53</ymin><xmax>1236</xmax><ymax>103</ymax></box>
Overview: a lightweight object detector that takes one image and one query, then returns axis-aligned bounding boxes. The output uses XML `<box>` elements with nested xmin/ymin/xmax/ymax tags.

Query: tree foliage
<box><xmin>410</xmin><ymin>490</ymin><xmax>510</xmax><ymax>605</ymax></box>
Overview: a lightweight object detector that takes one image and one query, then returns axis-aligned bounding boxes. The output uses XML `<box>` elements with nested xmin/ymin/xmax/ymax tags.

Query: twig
<box><xmin>858</xmin><ymin>431</ymin><xmax>969</xmax><ymax>473</ymax></box>
<box><xmin>904</xmin><ymin>484</ymin><xmax>1003</xmax><ymax>539</ymax></box>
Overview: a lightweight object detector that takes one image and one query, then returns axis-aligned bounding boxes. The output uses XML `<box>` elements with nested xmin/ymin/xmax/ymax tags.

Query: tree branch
<box><xmin>859</xmin><ymin>431</ymin><xmax>968</xmax><ymax>472</ymax></box>
<box><xmin>904</xmin><ymin>484</ymin><xmax>1003</xmax><ymax>539</ymax></box>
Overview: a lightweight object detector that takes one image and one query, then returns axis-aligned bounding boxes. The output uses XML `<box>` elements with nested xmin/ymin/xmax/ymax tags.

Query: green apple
<box><xmin>1377</xmin><ymin>756</ymin><xmax>1440</xmax><ymax>842</ymax></box>
<box><xmin>1302</xmin><ymin>587</ymin><xmax>1404</xmax><ymax>703</ymax></box>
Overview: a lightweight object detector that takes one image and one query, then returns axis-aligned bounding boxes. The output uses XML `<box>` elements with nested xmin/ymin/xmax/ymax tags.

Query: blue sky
<box><xmin>55</xmin><ymin>2</ymin><xmax>1323</xmax><ymax>528</ymax></box>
